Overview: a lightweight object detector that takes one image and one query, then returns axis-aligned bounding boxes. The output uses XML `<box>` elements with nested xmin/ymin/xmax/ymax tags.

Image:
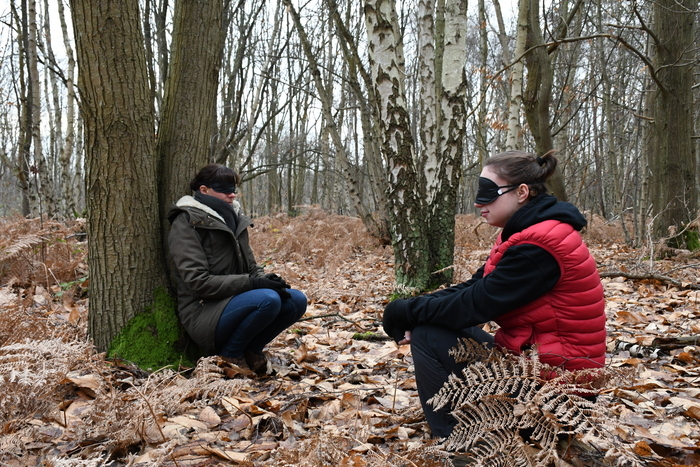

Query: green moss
<box><xmin>352</xmin><ymin>331</ymin><xmax>388</xmax><ymax>341</ymax></box>
<box><xmin>685</xmin><ymin>229</ymin><xmax>700</xmax><ymax>251</ymax></box>
<box><xmin>667</xmin><ymin>226</ymin><xmax>700</xmax><ymax>251</ymax></box>
<box><xmin>107</xmin><ymin>288</ymin><xmax>202</xmax><ymax>372</ymax></box>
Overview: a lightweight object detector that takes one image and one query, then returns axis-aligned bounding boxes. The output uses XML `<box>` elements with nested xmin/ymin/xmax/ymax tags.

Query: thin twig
<box><xmin>128</xmin><ymin>382</ymin><xmax>181</xmax><ymax>467</ymax></box>
<box><xmin>599</xmin><ymin>270</ymin><xmax>700</xmax><ymax>290</ymax></box>
<box><xmin>298</xmin><ymin>312</ymin><xmax>372</xmax><ymax>331</ymax></box>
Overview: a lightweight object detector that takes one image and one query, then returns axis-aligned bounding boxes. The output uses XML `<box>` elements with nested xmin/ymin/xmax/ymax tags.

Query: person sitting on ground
<box><xmin>382</xmin><ymin>150</ymin><xmax>606</xmax><ymax>438</ymax></box>
<box><xmin>167</xmin><ymin>163</ymin><xmax>307</xmax><ymax>375</ymax></box>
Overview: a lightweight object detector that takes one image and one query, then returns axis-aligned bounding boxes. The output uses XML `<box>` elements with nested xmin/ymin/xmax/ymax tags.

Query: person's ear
<box><xmin>517</xmin><ymin>184</ymin><xmax>530</xmax><ymax>203</ymax></box>
<box><xmin>199</xmin><ymin>185</ymin><xmax>209</xmax><ymax>194</ymax></box>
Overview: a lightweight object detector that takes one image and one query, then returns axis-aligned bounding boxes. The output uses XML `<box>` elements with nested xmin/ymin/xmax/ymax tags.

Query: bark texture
<box><xmin>157</xmin><ymin>0</ymin><xmax>227</xmax><ymax>249</ymax></box>
<box><xmin>649</xmin><ymin>0</ymin><xmax>697</xmax><ymax>240</ymax></box>
<box><xmin>71</xmin><ymin>0</ymin><xmax>167</xmax><ymax>351</ymax></box>
<box><xmin>365</xmin><ymin>0</ymin><xmax>430</xmax><ymax>292</ymax></box>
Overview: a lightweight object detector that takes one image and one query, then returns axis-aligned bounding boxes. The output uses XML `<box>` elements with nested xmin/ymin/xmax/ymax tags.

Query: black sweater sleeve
<box><xmin>382</xmin><ymin>244</ymin><xmax>560</xmax><ymax>340</ymax></box>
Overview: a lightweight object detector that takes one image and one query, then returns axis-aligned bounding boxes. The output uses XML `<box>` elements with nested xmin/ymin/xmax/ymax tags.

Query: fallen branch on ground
<box><xmin>599</xmin><ymin>270</ymin><xmax>700</xmax><ymax>290</ymax></box>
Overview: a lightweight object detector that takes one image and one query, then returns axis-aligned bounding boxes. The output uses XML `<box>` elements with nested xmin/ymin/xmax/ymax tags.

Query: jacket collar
<box><xmin>173</xmin><ymin>196</ymin><xmax>251</xmax><ymax>235</ymax></box>
<box><xmin>176</xmin><ymin>195</ymin><xmax>224</xmax><ymax>222</ymax></box>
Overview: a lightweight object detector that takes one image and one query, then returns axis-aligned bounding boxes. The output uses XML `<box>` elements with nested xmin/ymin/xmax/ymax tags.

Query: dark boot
<box><xmin>244</xmin><ymin>350</ymin><xmax>270</xmax><ymax>376</ymax></box>
<box><xmin>218</xmin><ymin>355</ymin><xmax>255</xmax><ymax>378</ymax></box>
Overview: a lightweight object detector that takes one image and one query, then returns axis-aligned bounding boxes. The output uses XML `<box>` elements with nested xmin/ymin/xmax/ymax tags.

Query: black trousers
<box><xmin>410</xmin><ymin>324</ymin><xmax>495</xmax><ymax>438</ymax></box>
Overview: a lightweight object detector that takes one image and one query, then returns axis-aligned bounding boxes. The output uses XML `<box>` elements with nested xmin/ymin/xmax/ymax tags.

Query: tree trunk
<box><xmin>12</xmin><ymin>1</ymin><xmax>33</xmax><ymax>217</ymax></box>
<box><xmin>365</xmin><ymin>0</ymin><xmax>430</xmax><ymax>292</ymax></box>
<box><xmin>476</xmin><ymin>0</ymin><xmax>488</xmax><ymax>162</ymax></box>
<box><xmin>649</xmin><ymin>0</ymin><xmax>697</xmax><ymax>242</ymax></box>
<box><xmin>428</xmin><ymin>0</ymin><xmax>467</xmax><ymax>286</ymax></box>
<box><xmin>71</xmin><ymin>0</ymin><xmax>167</xmax><ymax>351</ymax></box>
<box><xmin>505</xmin><ymin>0</ymin><xmax>527</xmax><ymax>150</ymax></box>
<box><xmin>57</xmin><ymin>0</ymin><xmax>79</xmax><ymax>218</ymax></box>
<box><xmin>27</xmin><ymin>0</ymin><xmax>47</xmax><ymax>217</ymax></box>
<box><xmin>157</xmin><ymin>0</ymin><xmax>227</xmax><ymax>256</ymax></box>
<box><xmin>521</xmin><ymin>0</ymin><xmax>586</xmax><ymax>202</ymax></box>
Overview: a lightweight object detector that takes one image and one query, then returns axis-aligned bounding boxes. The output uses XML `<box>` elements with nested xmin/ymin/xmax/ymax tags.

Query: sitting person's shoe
<box><xmin>218</xmin><ymin>355</ymin><xmax>255</xmax><ymax>378</ymax></box>
<box><xmin>244</xmin><ymin>350</ymin><xmax>270</xmax><ymax>376</ymax></box>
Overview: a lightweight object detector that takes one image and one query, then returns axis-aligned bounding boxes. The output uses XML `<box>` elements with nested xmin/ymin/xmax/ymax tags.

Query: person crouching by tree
<box><xmin>167</xmin><ymin>163</ymin><xmax>307</xmax><ymax>376</ymax></box>
<box><xmin>382</xmin><ymin>150</ymin><xmax>606</xmax><ymax>438</ymax></box>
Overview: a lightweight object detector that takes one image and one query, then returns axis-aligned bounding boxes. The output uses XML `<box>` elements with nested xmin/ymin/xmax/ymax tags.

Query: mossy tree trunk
<box><xmin>71</xmin><ymin>0</ymin><xmax>168</xmax><ymax>351</ymax></box>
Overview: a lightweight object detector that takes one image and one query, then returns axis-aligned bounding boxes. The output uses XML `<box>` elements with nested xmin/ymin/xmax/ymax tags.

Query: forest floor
<box><xmin>0</xmin><ymin>209</ymin><xmax>699</xmax><ymax>467</ymax></box>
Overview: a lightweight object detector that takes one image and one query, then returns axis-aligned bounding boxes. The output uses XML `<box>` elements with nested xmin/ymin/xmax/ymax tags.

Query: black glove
<box><xmin>249</xmin><ymin>275</ymin><xmax>292</xmax><ymax>300</ymax></box>
<box><xmin>249</xmin><ymin>276</ymin><xmax>290</xmax><ymax>291</ymax></box>
<box><xmin>263</xmin><ymin>273</ymin><xmax>289</xmax><ymax>288</ymax></box>
<box><xmin>383</xmin><ymin>299</ymin><xmax>411</xmax><ymax>343</ymax></box>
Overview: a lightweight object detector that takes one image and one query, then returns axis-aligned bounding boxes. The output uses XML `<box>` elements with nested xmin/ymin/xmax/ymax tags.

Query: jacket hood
<box><xmin>501</xmin><ymin>194</ymin><xmax>587</xmax><ymax>241</ymax></box>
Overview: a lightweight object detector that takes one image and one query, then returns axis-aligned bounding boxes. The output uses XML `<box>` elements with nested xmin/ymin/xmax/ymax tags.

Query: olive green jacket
<box><xmin>167</xmin><ymin>196</ymin><xmax>264</xmax><ymax>354</ymax></box>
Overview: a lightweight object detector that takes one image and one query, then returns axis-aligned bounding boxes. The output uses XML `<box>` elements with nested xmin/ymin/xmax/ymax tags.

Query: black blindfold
<box><xmin>207</xmin><ymin>181</ymin><xmax>237</xmax><ymax>194</ymax></box>
<box><xmin>475</xmin><ymin>177</ymin><xmax>519</xmax><ymax>204</ymax></box>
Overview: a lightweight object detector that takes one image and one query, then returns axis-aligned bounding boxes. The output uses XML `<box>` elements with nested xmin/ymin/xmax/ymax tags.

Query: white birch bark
<box><xmin>42</xmin><ymin>0</ymin><xmax>64</xmax><ymax>218</ymax></box>
<box><xmin>418</xmin><ymin>0</ymin><xmax>438</xmax><ymax>205</ymax></box>
<box><xmin>57</xmin><ymin>0</ymin><xmax>79</xmax><ymax>217</ymax></box>
<box><xmin>476</xmin><ymin>0</ymin><xmax>488</xmax><ymax>164</ymax></box>
<box><xmin>440</xmin><ymin>0</ymin><xmax>467</xmax><ymax>174</ymax></box>
<box><xmin>27</xmin><ymin>0</ymin><xmax>48</xmax><ymax>217</ymax></box>
<box><xmin>365</xmin><ymin>0</ymin><xmax>429</xmax><ymax>291</ymax></box>
<box><xmin>429</xmin><ymin>0</ymin><xmax>467</xmax><ymax>284</ymax></box>
<box><xmin>505</xmin><ymin>0</ymin><xmax>528</xmax><ymax>150</ymax></box>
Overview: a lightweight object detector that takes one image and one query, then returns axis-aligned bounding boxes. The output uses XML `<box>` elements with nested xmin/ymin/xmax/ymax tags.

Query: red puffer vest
<box><xmin>484</xmin><ymin>219</ymin><xmax>606</xmax><ymax>370</ymax></box>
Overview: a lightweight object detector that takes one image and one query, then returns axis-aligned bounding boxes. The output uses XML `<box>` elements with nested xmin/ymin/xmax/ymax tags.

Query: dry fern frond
<box><xmin>429</xmin><ymin>338</ymin><xmax>640</xmax><ymax>467</ymax></box>
<box><xmin>0</xmin><ymin>216</ymin><xmax>87</xmax><ymax>288</ymax></box>
<box><xmin>443</xmin><ymin>396</ymin><xmax>520</xmax><ymax>452</ymax></box>
<box><xmin>0</xmin><ymin>338</ymin><xmax>97</xmax><ymax>424</ymax></box>
<box><xmin>0</xmin><ymin>233</ymin><xmax>45</xmax><ymax>263</ymax></box>
<box><xmin>449</xmin><ymin>335</ymin><xmax>493</xmax><ymax>365</ymax></box>
<box><xmin>429</xmin><ymin>343</ymin><xmax>542</xmax><ymax>413</ymax></box>
<box><xmin>466</xmin><ymin>429</ymin><xmax>535</xmax><ymax>467</ymax></box>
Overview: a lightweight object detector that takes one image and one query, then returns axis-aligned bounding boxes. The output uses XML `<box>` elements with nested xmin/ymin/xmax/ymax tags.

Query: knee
<box><xmin>287</xmin><ymin>289</ymin><xmax>308</xmax><ymax>319</ymax></box>
<box><xmin>411</xmin><ymin>325</ymin><xmax>438</xmax><ymax>346</ymax></box>
<box><xmin>257</xmin><ymin>289</ymin><xmax>283</xmax><ymax>311</ymax></box>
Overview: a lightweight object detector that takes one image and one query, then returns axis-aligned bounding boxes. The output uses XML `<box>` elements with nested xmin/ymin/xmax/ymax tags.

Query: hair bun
<box><xmin>536</xmin><ymin>156</ymin><xmax>544</xmax><ymax>165</ymax></box>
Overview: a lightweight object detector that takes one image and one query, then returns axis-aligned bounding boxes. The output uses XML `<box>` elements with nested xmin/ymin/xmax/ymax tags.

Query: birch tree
<box><xmin>505</xmin><ymin>0</ymin><xmax>527</xmax><ymax>150</ymax></box>
<box><xmin>56</xmin><ymin>0</ymin><xmax>79</xmax><ymax>217</ymax></box>
<box><xmin>365</xmin><ymin>0</ymin><xmax>467</xmax><ymax>291</ymax></box>
<box><xmin>26</xmin><ymin>0</ymin><xmax>44</xmax><ymax>215</ymax></box>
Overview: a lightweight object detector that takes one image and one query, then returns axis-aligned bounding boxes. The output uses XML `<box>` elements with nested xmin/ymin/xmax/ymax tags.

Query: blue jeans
<box><xmin>411</xmin><ymin>324</ymin><xmax>495</xmax><ymax>438</ymax></box>
<box><xmin>215</xmin><ymin>288</ymin><xmax>307</xmax><ymax>358</ymax></box>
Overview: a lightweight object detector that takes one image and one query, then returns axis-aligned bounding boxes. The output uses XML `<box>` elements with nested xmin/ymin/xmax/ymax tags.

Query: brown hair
<box><xmin>189</xmin><ymin>164</ymin><xmax>240</xmax><ymax>192</ymax></box>
<box><xmin>484</xmin><ymin>149</ymin><xmax>558</xmax><ymax>198</ymax></box>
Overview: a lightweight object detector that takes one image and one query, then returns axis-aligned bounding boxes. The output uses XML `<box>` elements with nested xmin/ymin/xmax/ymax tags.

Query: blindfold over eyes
<box><xmin>207</xmin><ymin>182</ymin><xmax>237</xmax><ymax>194</ymax></box>
<box><xmin>475</xmin><ymin>177</ymin><xmax>519</xmax><ymax>204</ymax></box>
